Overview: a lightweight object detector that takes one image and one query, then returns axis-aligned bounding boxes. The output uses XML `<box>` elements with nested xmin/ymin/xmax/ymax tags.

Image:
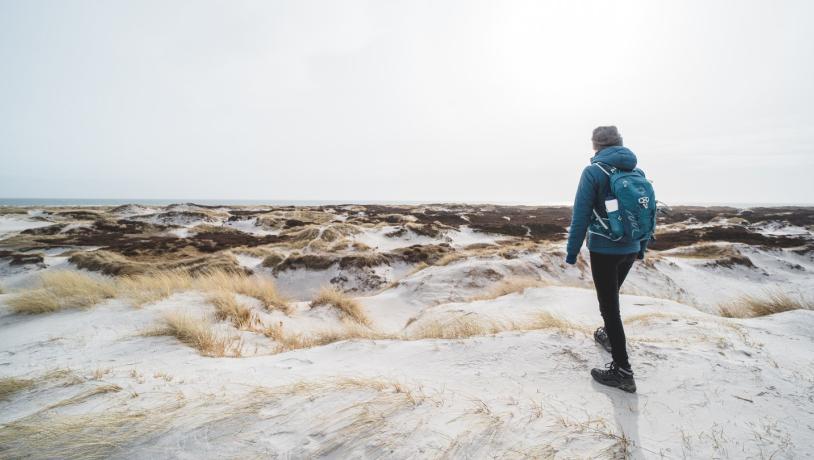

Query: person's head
<box><xmin>591</xmin><ymin>126</ymin><xmax>623</xmax><ymax>152</ymax></box>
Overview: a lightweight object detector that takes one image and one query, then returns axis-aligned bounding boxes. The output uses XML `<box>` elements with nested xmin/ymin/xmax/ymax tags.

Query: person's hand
<box><xmin>565</xmin><ymin>254</ymin><xmax>578</xmax><ymax>265</ymax></box>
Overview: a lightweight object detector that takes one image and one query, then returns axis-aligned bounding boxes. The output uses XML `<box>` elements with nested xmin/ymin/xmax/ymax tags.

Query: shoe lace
<box><xmin>605</xmin><ymin>362</ymin><xmax>632</xmax><ymax>375</ymax></box>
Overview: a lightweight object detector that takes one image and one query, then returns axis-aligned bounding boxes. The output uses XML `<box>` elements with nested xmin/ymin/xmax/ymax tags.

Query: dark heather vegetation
<box><xmin>1</xmin><ymin>204</ymin><xmax>811</xmax><ymax>277</ymax></box>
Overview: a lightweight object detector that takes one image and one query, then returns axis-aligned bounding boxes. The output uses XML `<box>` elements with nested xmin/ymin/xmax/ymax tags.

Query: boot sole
<box><xmin>591</xmin><ymin>373</ymin><xmax>637</xmax><ymax>393</ymax></box>
<box><xmin>618</xmin><ymin>382</ymin><xmax>637</xmax><ymax>393</ymax></box>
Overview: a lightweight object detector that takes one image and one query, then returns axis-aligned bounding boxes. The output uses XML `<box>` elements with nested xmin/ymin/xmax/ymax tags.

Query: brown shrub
<box><xmin>0</xmin><ymin>251</ymin><xmax>44</xmax><ymax>266</ymax></box>
<box><xmin>69</xmin><ymin>250</ymin><xmax>247</xmax><ymax>277</ymax></box>
<box><xmin>261</xmin><ymin>252</ymin><xmax>285</xmax><ymax>268</ymax></box>
<box><xmin>337</xmin><ymin>253</ymin><xmax>391</xmax><ymax>269</ymax></box>
<box><xmin>669</xmin><ymin>243</ymin><xmax>740</xmax><ymax>259</ymax></box>
<box><xmin>704</xmin><ymin>256</ymin><xmax>756</xmax><ymax>269</ymax></box>
<box><xmin>188</xmin><ymin>224</ymin><xmax>241</xmax><ymax>234</ymax></box>
<box><xmin>463</xmin><ymin>242</ymin><xmax>499</xmax><ymax>251</ymax></box>
<box><xmin>69</xmin><ymin>250</ymin><xmax>149</xmax><ymax>276</ymax></box>
<box><xmin>274</xmin><ymin>253</ymin><xmax>337</xmax><ymax>272</ymax></box>
<box><xmin>389</xmin><ymin>244</ymin><xmax>452</xmax><ymax>265</ymax></box>
<box><xmin>405</xmin><ymin>222</ymin><xmax>443</xmax><ymax>238</ymax></box>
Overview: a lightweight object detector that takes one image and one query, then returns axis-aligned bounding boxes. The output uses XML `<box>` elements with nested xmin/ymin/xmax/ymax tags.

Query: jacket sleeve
<box><xmin>566</xmin><ymin>166</ymin><xmax>597</xmax><ymax>264</ymax></box>
<box><xmin>637</xmin><ymin>238</ymin><xmax>649</xmax><ymax>259</ymax></box>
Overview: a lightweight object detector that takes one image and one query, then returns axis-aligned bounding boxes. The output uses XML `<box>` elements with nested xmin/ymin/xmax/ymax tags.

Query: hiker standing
<box><xmin>565</xmin><ymin>126</ymin><xmax>657</xmax><ymax>393</ymax></box>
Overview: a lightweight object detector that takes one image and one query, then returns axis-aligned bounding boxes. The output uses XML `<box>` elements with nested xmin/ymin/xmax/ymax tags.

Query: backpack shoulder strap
<box><xmin>594</xmin><ymin>162</ymin><xmax>616</xmax><ymax>176</ymax></box>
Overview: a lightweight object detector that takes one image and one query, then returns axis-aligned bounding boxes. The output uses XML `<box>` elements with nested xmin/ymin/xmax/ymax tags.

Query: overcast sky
<box><xmin>1</xmin><ymin>0</ymin><xmax>813</xmax><ymax>204</ymax></box>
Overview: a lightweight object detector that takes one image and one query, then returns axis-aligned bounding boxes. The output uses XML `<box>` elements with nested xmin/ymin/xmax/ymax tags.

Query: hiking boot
<box><xmin>594</xmin><ymin>327</ymin><xmax>612</xmax><ymax>353</ymax></box>
<box><xmin>591</xmin><ymin>362</ymin><xmax>636</xmax><ymax>393</ymax></box>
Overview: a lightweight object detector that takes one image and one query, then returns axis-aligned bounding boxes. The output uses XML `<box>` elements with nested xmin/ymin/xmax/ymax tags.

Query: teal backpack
<box><xmin>588</xmin><ymin>162</ymin><xmax>657</xmax><ymax>243</ymax></box>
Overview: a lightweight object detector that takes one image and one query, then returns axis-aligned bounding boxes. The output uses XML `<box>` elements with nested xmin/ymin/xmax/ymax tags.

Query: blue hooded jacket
<box><xmin>565</xmin><ymin>146</ymin><xmax>648</xmax><ymax>264</ymax></box>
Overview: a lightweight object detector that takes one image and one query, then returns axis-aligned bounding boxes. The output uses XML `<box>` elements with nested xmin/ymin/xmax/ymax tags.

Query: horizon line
<box><xmin>2</xmin><ymin>197</ymin><xmax>814</xmax><ymax>208</ymax></box>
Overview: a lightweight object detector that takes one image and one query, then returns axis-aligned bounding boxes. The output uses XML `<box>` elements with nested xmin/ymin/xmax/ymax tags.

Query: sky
<box><xmin>1</xmin><ymin>0</ymin><xmax>813</xmax><ymax>205</ymax></box>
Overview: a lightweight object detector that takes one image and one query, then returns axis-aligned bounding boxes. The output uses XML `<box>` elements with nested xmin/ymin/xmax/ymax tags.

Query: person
<box><xmin>565</xmin><ymin>126</ymin><xmax>647</xmax><ymax>393</ymax></box>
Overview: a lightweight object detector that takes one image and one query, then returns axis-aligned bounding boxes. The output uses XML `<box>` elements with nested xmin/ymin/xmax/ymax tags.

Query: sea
<box><xmin>0</xmin><ymin>198</ymin><xmax>429</xmax><ymax>207</ymax></box>
<box><xmin>0</xmin><ymin>198</ymin><xmax>810</xmax><ymax>208</ymax></box>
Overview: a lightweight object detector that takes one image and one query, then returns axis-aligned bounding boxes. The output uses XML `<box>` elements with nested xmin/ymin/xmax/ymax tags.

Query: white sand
<box><xmin>0</xmin><ymin>216</ymin><xmax>53</xmax><ymax>240</ymax></box>
<box><xmin>1</xmin><ymin>284</ymin><xmax>811</xmax><ymax>458</ymax></box>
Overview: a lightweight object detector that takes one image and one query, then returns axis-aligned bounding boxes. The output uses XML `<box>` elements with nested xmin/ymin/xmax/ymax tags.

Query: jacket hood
<box><xmin>590</xmin><ymin>146</ymin><xmax>637</xmax><ymax>170</ymax></box>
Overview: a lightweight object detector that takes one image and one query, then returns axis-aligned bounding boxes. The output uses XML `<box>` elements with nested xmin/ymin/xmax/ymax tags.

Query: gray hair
<box><xmin>591</xmin><ymin>126</ymin><xmax>623</xmax><ymax>150</ymax></box>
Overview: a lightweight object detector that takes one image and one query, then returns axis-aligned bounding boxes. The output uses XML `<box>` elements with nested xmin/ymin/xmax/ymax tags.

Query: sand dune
<box><xmin>1</xmin><ymin>204</ymin><xmax>812</xmax><ymax>458</ymax></box>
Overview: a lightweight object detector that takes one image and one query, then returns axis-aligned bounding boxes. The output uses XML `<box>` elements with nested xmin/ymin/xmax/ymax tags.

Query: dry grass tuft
<box><xmin>408</xmin><ymin>314</ymin><xmax>501</xmax><ymax>340</ymax></box>
<box><xmin>405</xmin><ymin>261</ymin><xmax>429</xmax><ymax>277</ymax></box>
<box><xmin>0</xmin><ymin>376</ymin><xmax>35</xmax><ymax>400</ymax></box>
<box><xmin>311</xmin><ymin>285</ymin><xmax>370</xmax><ymax>326</ymax></box>
<box><xmin>280</xmin><ymin>226</ymin><xmax>321</xmax><ymax>244</ymax></box>
<box><xmin>91</xmin><ymin>368</ymin><xmax>110</xmax><ymax>381</ymax></box>
<box><xmin>118</xmin><ymin>270</ymin><xmax>287</xmax><ymax>310</ymax></box>
<box><xmin>263</xmin><ymin>308</ymin><xmax>584</xmax><ymax>353</ymax></box>
<box><xmin>117</xmin><ymin>271</ymin><xmax>194</xmax><ymax>306</ymax></box>
<box><xmin>1</xmin><ymin>369</ymin><xmax>85</xmax><ymax>401</ymax></box>
<box><xmin>198</xmin><ymin>271</ymin><xmax>288</xmax><ymax>311</ymax></box>
<box><xmin>321</xmin><ymin>224</ymin><xmax>360</xmax><ymax>242</ymax></box>
<box><xmin>351</xmin><ymin>240</ymin><xmax>372</xmax><ymax>251</ymax></box>
<box><xmin>623</xmin><ymin>312</ymin><xmax>684</xmax><ymax>325</ymax></box>
<box><xmin>433</xmin><ymin>252</ymin><xmax>468</xmax><ymax>266</ymax></box>
<box><xmin>525</xmin><ymin>311</ymin><xmax>586</xmax><ymax>334</ymax></box>
<box><xmin>44</xmin><ymin>384</ymin><xmax>122</xmax><ymax>411</ymax></box>
<box><xmin>469</xmin><ymin>277</ymin><xmax>547</xmax><ymax>301</ymax></box>
<box><xmin>264</xmin><ymin>321</ymin><xmax>383</xmax><ymax>353</ymax></box>
<box><xmin>0</xmin><ymin>403</ymin><xmax>182</xmax><ymax>460</ymax></box>
<box><xmin>157</xmin><ymin>310</ymin><xmax>241</xmax><ymax>357</ymax></box>
<box><xmin>209</xmin><ymin>290</ymin><xmax>257</xmax><ymax>330</ymax></box>
<box><xmin>231</xmin><ymin>245</ymin><xmax>279</xmax><ymax>258</ymax></box>
<box><xmin>8</xmin><ymin>269</ymin><xmax>287</xmax><ymax>312</ymax></box>
<box><xmin>719</xmin><ymin>290</ymin><xmax>810</xmax><ymax>318</ymax></box>
<box><xmin>407</xmin><ymin>311</ymin><xmax>584</xmax><ymax>340</ymax></box>
<box><xmin>7</xmin><ymin>271</ymin><xmax>117</xmax><ymax>314</ymax></box>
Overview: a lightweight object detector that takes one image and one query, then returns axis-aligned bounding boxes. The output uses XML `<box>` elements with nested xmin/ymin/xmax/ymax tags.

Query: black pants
<box><xmin>589</xmin><ymin>251</ymin><xmax>637</xmax><ymax>370</ymax></box>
